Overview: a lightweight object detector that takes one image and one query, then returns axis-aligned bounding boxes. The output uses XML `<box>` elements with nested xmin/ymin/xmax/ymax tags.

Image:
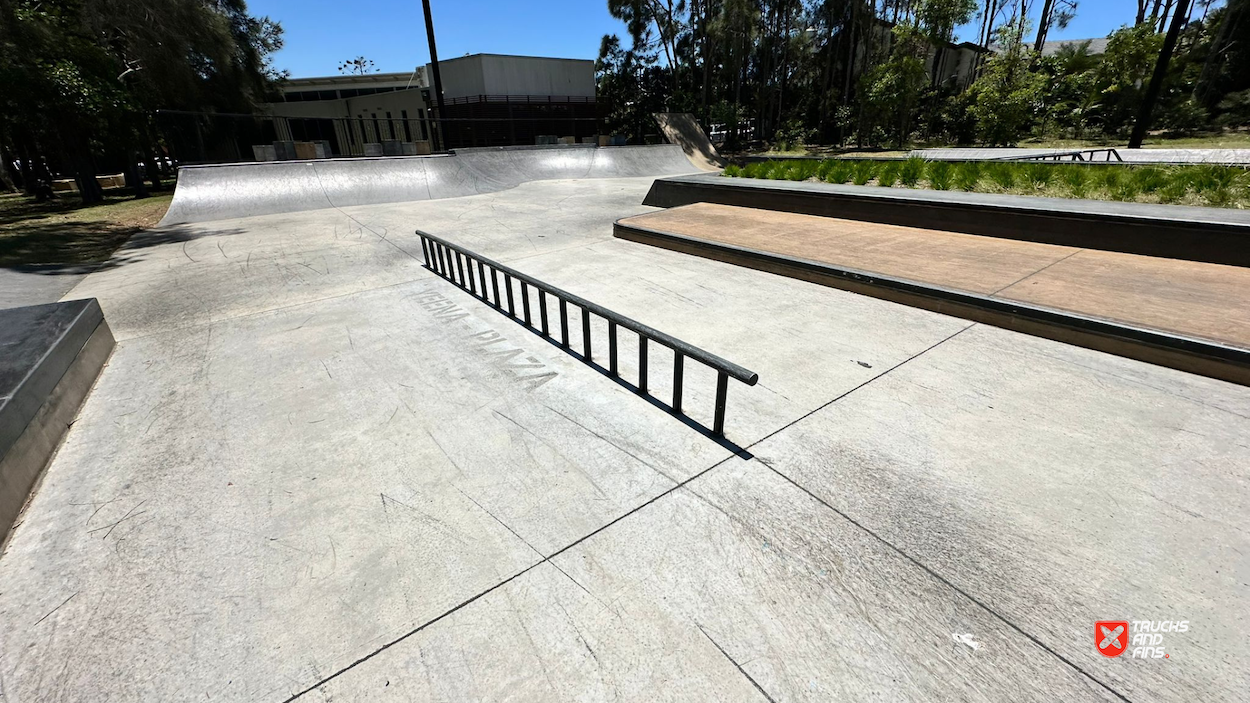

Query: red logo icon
<box><xmin>1097</xmin><ymin>621</ymin><xmax>1130</xmax><ymax>657</ymax></box>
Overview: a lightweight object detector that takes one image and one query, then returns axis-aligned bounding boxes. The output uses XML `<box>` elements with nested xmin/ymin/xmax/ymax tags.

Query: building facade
<box><xmin>260</xmin><ymin>54</ymin><xmax>597</xmax><ymax>155</ymax></box>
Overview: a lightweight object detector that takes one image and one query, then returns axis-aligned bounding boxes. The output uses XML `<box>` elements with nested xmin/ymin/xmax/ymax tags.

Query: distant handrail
<box><xmin>417</xmin><ymin>230</ymin><xmax>759</xmax><ymax>436</ymax></box>
<box><xmin>995</xmin><ymin>148</ymin><xmax>1123</xmax><ymax>162</ymax></box>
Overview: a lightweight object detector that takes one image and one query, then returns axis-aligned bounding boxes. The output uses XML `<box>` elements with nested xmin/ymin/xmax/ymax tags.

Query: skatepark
<box><xmin>1</xmin><ymin>138</ymin><xmax>1248</xmax><ymax>702</ymax></box>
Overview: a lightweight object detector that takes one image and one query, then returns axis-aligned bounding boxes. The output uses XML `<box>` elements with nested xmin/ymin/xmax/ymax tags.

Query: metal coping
<box><xmin>614</xmin><ymin>219</ymin><xmax>1250</xmax><ymax>379</ymax></box>
<box><xmin>416</xmin><ymin>230</ymin><xmax>759</xmax><ymax>436</ymax></box>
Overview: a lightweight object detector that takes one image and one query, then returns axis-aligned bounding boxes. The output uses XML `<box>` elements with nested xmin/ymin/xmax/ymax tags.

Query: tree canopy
<box><xmin>595</xmin><ymin>0</ymin><xmax>1248</xmax><ymax>149</ymax></box>
<box><xmin>0</xmin><ymin>0</ymin><xmax>283</xmax><ymax>202</ymax></box>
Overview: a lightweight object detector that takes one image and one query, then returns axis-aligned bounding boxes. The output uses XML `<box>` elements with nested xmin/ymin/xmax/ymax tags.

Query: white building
<box><xmin>260</xmin><ymin>54</ymin><xmax>596</xmax><ymax>155</ymax></box>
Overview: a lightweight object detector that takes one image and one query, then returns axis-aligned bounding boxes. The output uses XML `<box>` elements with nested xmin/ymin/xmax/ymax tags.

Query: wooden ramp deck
<box><xmin>616</xmin><ymin>202</ymin><xmax>1250</xmax><ymax>385</ymax></box>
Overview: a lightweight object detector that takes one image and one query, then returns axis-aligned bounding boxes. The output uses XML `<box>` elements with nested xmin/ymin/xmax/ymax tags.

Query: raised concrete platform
<box><xmin>643</xmin><ymin>173</ymin><xmax>1250</xmax><ymax>267</ymax></box>
<box><xmin>0</xmin><ymin>299</ymin><xmax>113</xmax><ymax>542</ymax></box>
<box><xmin>0</xmin><ymin>173</ymin><xmax>1246</xmax><ymax>701</ymax></box>
<box><xmin>162</xmin><ymin>144</ymin><xmax>699</xmax><ymax>225</ymax></box>
<box><xmin>616</xmin><ymin>203</ymin><xmax>1250</xmax><ymax>385</ymax></box>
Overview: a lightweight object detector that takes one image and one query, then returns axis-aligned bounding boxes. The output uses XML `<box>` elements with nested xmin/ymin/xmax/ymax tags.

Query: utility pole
<box><xmin>1128</xmin><ymin>0</ymin><xmax>1191</xmax><ymax>148</ymax></box>
<box><xmin>421</xmin><ymin>0</ymin><xmax>448</xmax><ymax>151</ymax></box>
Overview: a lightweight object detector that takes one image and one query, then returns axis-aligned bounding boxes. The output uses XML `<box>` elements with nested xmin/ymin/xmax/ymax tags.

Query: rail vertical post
<box><xmin>673</xmin><ymin>352</ymin><xmax>684</xmax><ymax>413</ymax></box>
<box><xmin>713</xmin><ymin>372</ymin><xmax>728</xmax><ymax>436</ymax></box>
<box><xmin>478</xmin><ymin>260</ymin><xmax>488</xmax><ymax>300</ymax></box>
<box><xmin>491</xmin><ymin>269</ymin><xmax>501</xmax><ymax>309</ymax></box>
<box><xmin>638</xmin><ymin>337</ymin><xmax>648</xmax><ymax>393</ymax></box>
<box><xmin>582</xmin><ymin>308</ymin><xmax>592</xmax><ymax>360</ymax></box>
<box><xmin>504</xmin><ymin>274</ymin><xmax>515</xmax><ymax>316</ymax></box>
<box><xmin>559</xmin><ymin>300</ymin><xmax>569</xmax><ymax>347</ymax></box>
<box><xmin>539</xmin><ymin>291</ymin><xmax>549</xmax><ymax>336</ymax></box>
<box><xmin>420</xmin><ymin>237</ymin><xmax>431</xmax><ymax>267</ymax></box>
<box><xmin>467</xmin><ymin>259</ymin><xmax>477</xmax><ymax>295</ymax></box>
<box><xmin>608</xmin><ymin>322</ymin><xmax>618</xmax><ymax>376</ymax></box>
<box><xmin>521</xmin><ymin>283</ymin><xmax>531</xmax><ymax>325</ymax></box>
<box><xmin>455</xmin><ymin>251</ymin><xmax>466</xmax><ymax>287</ymax></box>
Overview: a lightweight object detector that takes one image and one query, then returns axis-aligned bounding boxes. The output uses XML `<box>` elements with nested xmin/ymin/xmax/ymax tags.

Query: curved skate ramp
<box><xmin>160</xmin><ymin>144</ymin><xmax>700</xmax><ymax>225</ymax></box>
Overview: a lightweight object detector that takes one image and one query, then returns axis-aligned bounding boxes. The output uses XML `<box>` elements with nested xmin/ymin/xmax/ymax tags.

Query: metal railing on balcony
<box><xmin>417</xmin><ymin>230</ymin><xmax>759</xmax><ymax>437</ymax></box>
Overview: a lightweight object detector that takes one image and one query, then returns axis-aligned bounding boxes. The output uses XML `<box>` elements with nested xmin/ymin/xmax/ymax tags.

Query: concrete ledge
<box><xmin>1</xmin><ymin>300</ymin><xmax>113</xmax><ymax>543</ymax></box>
<box><xmin>642</xmin><ymin>174</ymin><xmax>1250</xmax><ymax>267</ymax></box>
<box><xmin>615</xmin><ymin>220</ymin><xmax>1250</xmax><ymax>386</ymax></box>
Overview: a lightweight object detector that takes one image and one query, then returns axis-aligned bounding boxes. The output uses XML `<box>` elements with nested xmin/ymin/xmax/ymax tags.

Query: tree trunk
<box><xmin>1033</xmin><ymin>0</ymin><xmax>1056</xmax><ymax>51</ymax></box>
<box><xmin>0</xmin><ymin>144</ymin><xmax>18</xmax><ymax>193</ymax></box>
<box><xmin>1129</xmin><ymin>0</ymin><xmax>1191</xmax><ymax>147</ymax></box>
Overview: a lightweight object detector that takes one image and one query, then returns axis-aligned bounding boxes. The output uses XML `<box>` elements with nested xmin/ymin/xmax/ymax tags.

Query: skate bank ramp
<box><xmin>160</xmin><ymin>144</ymin><xmax>699</xmax><ymax>225</ymax></box>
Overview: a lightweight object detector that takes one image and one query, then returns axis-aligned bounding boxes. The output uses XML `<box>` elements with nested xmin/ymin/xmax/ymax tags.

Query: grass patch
<box><xmin>0</xmin><ymin>192</ymin><xmax>172</xmax><ymax>266</ymax></box>
<box><xmin>724</xmin><ymin>158</ymin><xmax>1250</xmax><ymax>209</ymax></box>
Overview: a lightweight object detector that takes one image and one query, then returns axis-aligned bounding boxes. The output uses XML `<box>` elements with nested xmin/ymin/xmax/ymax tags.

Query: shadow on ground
<box><xmin>0</xmin><ymin>221</ymin><xmax>238</xmax><ymax>274</ymax></box>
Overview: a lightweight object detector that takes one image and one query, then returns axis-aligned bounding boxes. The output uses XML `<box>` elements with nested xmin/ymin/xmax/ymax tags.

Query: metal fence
<box><xmin>154</xmin><ymin>107</ymin><xmax>603</xmax><ymax>164</ymax></box>
<box><xmin>417</xmin><ymin>230</ymin><xmax>759</xmax><ymax>437</ymax></box>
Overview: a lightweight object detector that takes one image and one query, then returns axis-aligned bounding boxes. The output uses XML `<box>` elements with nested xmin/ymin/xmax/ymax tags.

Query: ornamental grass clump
<box><xmin>900</xmin><ymin>158</ymin><xmax>925</xmax><ymax>187</ymax></box>
<box><xmin>927</xmin><ymin>161</ymin><xmax>953</xmax><ymax>190</ymax></box>
<box><xmin>852</xmin><ymin>160</ymin><xmax>878</xmax><ymax>185</ymax></box>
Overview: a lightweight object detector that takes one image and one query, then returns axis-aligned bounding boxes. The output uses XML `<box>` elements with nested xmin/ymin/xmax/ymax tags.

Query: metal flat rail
<box><xmin>416</xmin><ymin>230</ymin><xmax>758</xmax><ymax>436</ymax></box>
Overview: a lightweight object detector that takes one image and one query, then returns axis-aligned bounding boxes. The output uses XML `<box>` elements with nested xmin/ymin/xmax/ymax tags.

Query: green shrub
<box><xmin>1158</xmin><ymin>181</ymin><xmax>1188</xmax><ymax>204</ymax></box>
<box><xmin>928</xmin><ymin>161</ymin><xmax>953</xmax><ymax>190</ymax></box>
<box><xmin>878</xmin><ymin>162</ymin><xmax>900</xmax><ymax>187</ymax></box>
<box><xmin>792</xmin><ymin>159</ymin><xmax>820</xmax><ymax>181</ymax></box>
<box><xmin>1203</xmin><ymin>187</ymin><xmax>1234</xmax><ymax>207</ymax></box>
<box><xmin>1094</xmin><ymin>166</ymin><xmax>1123</xmax><ymax>192</ymax></box>
<box><xmin>722</xmin><ymin>164</ymin><xmax>742</xmax><ymax>177</ymax></box>
<box><xmin>1187</xmin><ymin>165</ymin><xmax>1239</xmax><ymax>194</ymax></box>
<box><xmin>1023</xmin><ymin>162</ymin><xmax>1053</xmax><ymax>188</ymax></box>
<box><xmin>823</xmin><ymin>160</ymin><xmax>854</xmax><ymax>184</ymax></box>
<box><xmin>1131</xmin><ymin>167</ymin><xmax>1167</xmax><ymax>193</ymax></box>
<box><xmin>1059</xmin><ymin>166</ymin><xmax>1088</xmax><ymax>198</ymax></box>
<box><xmin>852</xmin><ymin>160</ymin><xmax>878</xmax><ymax>185</ymax></box>
<box><xmin>763</xmin><ymin>161</ymin><xmax>790</xmax><ymax>180</ymax></box>
<box><xmin>953</xmin><ymin>162</ymin><xmax>982</xmax><ymax>191</ymax></box>
<box><xmin>900</xmin><ymin>158</ymin><xmax>925</xmax><ymax>187</ymax></box>
<box><xmin>986</xmin><ymin>162</ymin><xmax>1016</xmax><ymax>190</ymax></box>
<box><xmin>742</xmin><ymin>162</ymin><xmax>769</xmax><ymax>179</ymax></box>
<box><xmin>1110</xmin><ymin>181</ymin><xmax>1141</xmax><ymax>202</ymax></box>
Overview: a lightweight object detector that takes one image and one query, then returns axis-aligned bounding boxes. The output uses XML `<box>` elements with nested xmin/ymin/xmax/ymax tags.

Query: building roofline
<box><xmin>282</xmin><ymin>53</ymin><xmax>594</xmax><ymax>85</ymax></box>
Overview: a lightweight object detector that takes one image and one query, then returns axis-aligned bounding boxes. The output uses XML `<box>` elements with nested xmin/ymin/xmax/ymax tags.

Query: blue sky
<box><xmin>247</xmin><ymin>0</ymin><xmax>1158</xmax><ymax>79</ymax></box>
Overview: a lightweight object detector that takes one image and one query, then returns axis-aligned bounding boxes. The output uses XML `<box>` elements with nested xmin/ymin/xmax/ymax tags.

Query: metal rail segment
<box><xmin>416</xmin><ymin>230</ymin><xmax>759</xmax><ymax>436</ymax></box>
<box><xmin>995</xmin><ymin>148</ymin><xmax>1123</xmax><ymax>162</ymax></box>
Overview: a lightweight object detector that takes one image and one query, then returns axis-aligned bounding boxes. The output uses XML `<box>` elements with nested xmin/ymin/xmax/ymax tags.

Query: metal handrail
<box><xmin>997</xmin><ymin>148</ymin><xmax>1123</xmax><ymax>163</ymax></box>
<box><xmin>417</xmin><ymin>230</ymin><xmax>759</xmax><ymax>436</ymax></box>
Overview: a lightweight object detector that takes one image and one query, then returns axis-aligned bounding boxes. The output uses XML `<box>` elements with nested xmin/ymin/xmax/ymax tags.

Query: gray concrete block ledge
<box><xmin>0</xmin><ymin>300</ymin><xmax>113</xmax><ymax>543</ymax></box>
<box><xmin>643</xmin><ymin>174</ymin><xmax>1250</xmax><ymax>267</ymax></box>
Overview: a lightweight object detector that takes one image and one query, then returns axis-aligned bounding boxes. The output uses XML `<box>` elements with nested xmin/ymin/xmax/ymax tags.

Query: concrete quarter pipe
<box><xmin>159</xmin><ymin>144</ymin><xmax>701</xmax><ymax>225</ymax></box>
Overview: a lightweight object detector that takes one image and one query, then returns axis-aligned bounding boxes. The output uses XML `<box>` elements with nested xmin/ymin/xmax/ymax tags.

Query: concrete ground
<box><xmin>0</xmin><ymin>266</ymin><xmax>91</xmax><ymax>310</ymax></box>
<box><xmin>0</xmin><ymin>176</ymin><xmax>1247</xmax><ymax>701</ymax></box>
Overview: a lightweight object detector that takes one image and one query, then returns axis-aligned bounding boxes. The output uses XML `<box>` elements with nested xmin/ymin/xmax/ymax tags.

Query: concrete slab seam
<box><xmin>281</xmin><ymin>320</ymin><xmax>979</xmax><ymax>701</ymax></box>
<box><xmin>753</xmin><ymin>455</ymin><xmax>1133</xmax><ymax>703</ymax></box>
